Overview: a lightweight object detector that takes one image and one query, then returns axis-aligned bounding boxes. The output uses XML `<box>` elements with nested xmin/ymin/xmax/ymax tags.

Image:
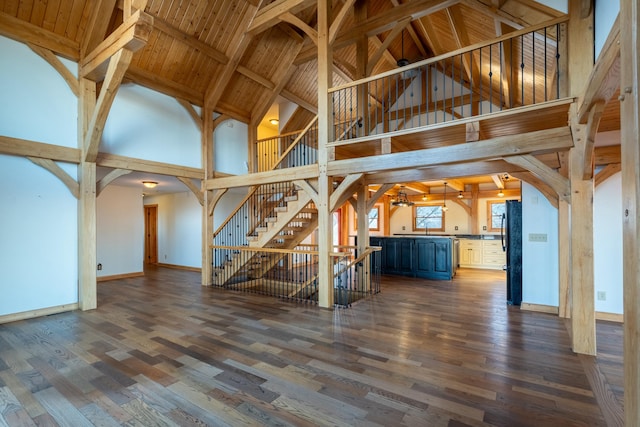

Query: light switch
<box><xmin>528</xmin><ymin>233</ymin><xmax>547</xmax><ymax>242</ymax></box>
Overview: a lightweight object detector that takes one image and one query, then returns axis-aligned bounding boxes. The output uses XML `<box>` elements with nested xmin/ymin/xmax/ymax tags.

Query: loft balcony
<box><xmin>217</xmin><ymin>17</ymin><xmax>573</xmax><ymax>189</ymax></box>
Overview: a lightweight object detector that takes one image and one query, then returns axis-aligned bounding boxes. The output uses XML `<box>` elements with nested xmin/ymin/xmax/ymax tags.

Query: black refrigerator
<box><xmin>501</xmin><ymin>200</ymin><xmax>522</xmax><ymax>306</ymax></box>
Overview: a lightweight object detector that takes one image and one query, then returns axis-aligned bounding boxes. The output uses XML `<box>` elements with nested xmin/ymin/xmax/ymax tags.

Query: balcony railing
<box><xmin>255</xmin><ymin>117</ymin><xmax>318</xmax><ymax>172</ymax></box>
<box><xmin>329</xmin><ymin>17</ymin><xmax>568</xmax><ymax>144</ymax></box>
<box><xmin>210</xmin><ymin>245</ymin><xmax>381</xmax><ymax>307</ymax></box>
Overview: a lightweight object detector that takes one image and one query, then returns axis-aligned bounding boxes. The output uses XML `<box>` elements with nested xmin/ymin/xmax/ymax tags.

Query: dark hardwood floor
<box><xmin>0</xmin><ymin>267</ymin><xmax>623</xmax><ymax>426</ymax></box>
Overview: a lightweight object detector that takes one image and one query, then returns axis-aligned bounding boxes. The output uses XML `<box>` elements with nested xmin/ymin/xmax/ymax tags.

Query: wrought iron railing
<box><xmin>255</xmin><ymin>117</ymin><xmax>318</xmax><ymax>172</ymax></box>
<box><xmin>329</xmin><ymin>17</ymin><xmax>568</xmax><ymax>143</ymax></box>
<box><xmin>210</xmin><ymin>245</ymin><xmax>381</xmax><ymax>307</ymax></box>
<box><xmin>212</xmin><ymin>181</ymin><xmax>298</xmax><ymax>263</ymax></box>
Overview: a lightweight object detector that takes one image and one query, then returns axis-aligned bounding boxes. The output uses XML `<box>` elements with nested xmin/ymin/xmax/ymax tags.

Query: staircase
<box><xmin>212</xmin><ymin>187</ymin><xmax>319</xmax><ymax>286</ymax></box>
<box><xmin>211</xmin><ymin>118</ymin><xmax>321</xmax><ymax>287</ymax></box>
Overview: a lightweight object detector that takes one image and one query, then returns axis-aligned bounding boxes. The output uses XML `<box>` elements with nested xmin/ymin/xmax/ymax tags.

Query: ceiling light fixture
<box><xmin>142</xmin><ymin>181</ymin><xmax>158</xmax><ymax>189</ymax></box>
<box><xmin>269</xmin><ymin>118</ymin><xmax>279</xmax><ymax>125</ymax></box>
<box><xmin>391</xmin><ymin>186</ymin><xmax>414</xmax><ymax>207</ymax></box>
<box><xmin>457</xmin><ymin>191</ymin><xmax>464</xmax><ymax>199</ymax></box>
<box><xmin>442</xmin><ymin>182</ymin><xmax>449</xmax><ymax>212</ymax></box>
<box><xmin>422</xmin><ymin>194</ymin><xmax>428</xmax><ymax>201</ymax></box>
<box><xmin>498</xmin><ymin>190</ymin><xmax>505</xmax><ymax>197</ymax></box>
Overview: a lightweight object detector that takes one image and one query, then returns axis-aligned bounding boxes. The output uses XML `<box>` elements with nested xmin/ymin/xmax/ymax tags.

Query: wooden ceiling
<box><xmin>0</xmin><ymin>0</ymin><xmax>574</xmax><ymax>126</ymax></box>
<box><xmin>0</xmin><ymin>1</ymin><xmax>621</xmax><ymax>196</ymax></box>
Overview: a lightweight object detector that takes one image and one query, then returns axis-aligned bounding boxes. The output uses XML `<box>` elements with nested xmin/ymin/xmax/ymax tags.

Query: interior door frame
<box><xmin>144</xmin><ymin>204</ymin><xmax>158</xmax><ymax>265</ymax></box>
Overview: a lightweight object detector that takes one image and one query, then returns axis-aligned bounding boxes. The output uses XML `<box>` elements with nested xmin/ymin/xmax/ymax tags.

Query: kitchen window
<box><xmin>354</xmin><ymin>206</ymin><xmax>380</xmax><ymax>231</ymax></box>
<box><xmin>487</xmin><ymin>200</ymin><xmax>506</xmax><ymax>232</ymax></box>
<box><xmin>413</xmin><ymin>205</ymin><xmax>445</xmax><ymax>232</ymax></box>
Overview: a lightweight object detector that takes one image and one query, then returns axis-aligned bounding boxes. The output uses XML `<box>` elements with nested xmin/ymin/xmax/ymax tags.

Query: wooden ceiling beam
<box><xmin>206</xmin><ymin>164</ymin><xmax>319</xmax><ymax>190</ymax></box>
<box><xmin>366</xmin><ymin>17</ymin><xmax>411</xmax><ymax>76</ymax></box>
<box><xmin>205</xmin><ymin>3</ymin><xmax>261</xmax><ymax>110</ymax></box>
<box><xmin>251</xmin><ymin>41</ymin><xmax>305</xmax><ymax>125</ymax></box>
<box><xmin>80</xmin><ymin>10</ymin><xmax>153</xmax><ymax>81</ymax></box>
<box><xmin>504</xmin><ymin>154</ymin><xmax>570</xmax><ymax>202</ymax></box>
<box><xmin>247</xmin><ymin>0</ymin><xmax>316</xmax><ymax>35</ymax></box>
<box><xmin>96</xmin><ymin>152</ymin><xmax>203</xmax><ymax>179</ymax></box>
<box><xmin>152</xmin><ymin>17</ymin><xmax>228</xmax><ymax>65</ymax></box>
<box><xmin>27</xmin><ymin>44</ymin><xmax>80</xmax><ymax>97</ymax></box>
<box><xmin>577</xmin><ymin>16</ymin><xmax>620</xmax><ymax>124</ymax></box>
<box><xmin>509</xmin><ymin>171</ymin><xmax>558</xmax><ymax>208</ymax></box>
<box><xmin>295</xmin><ymin>0</ymin><xmax>456</xmax><ymax>65</ymax></box>
<box><xmin>280</xmin><ymin>12</ymin><xmax>318</xmax><ymax>45</ymax></box>
<box><xmin>329</xmin><ymin>0</ymin><xmax>357</xmax><ymax>44</ymax></box>
<box><xmin>0</xmin><ymin>11</ymin><xmax>79</xmax><ymax>60</ymax></box>
<box><xmin>0</xmin><ymin>136</ymin><xmax>81</xmax><ymax>163</ymax></box>
<box><xmin>281</xmin><ymin>89</ymin><xmax>318</xmax><ymax>114</ymax></box>
<box><xmin>237</xmin><ymin>65</ymin><xmax>276</xmax><ymax>90</ymax></box>
<box><xmin>81</xmin><ymin>0</ymin><xmax>118</xmax><ymax>58</ymax></box>
<box><xmin>364</xmin><ymin>160</ymin><xmax>525</xmax><ymax>184</ymax></box>
<box><xmin>594</xmin><ymin>145</ymin><xmax>621</xmax><ymax>165</ymax></box>
<box><xmin>390</xmin><ymin>0</ymin><xmax>428</xmax><ymax>58</ymax></box>
<box><xmin>328</xmin><ymin>126</ymin><xmax>572</xmax><ymax>176</ymax></box>
<box><xmin>84</xmin><ymin>48</ymin><xmax>134</xmax><ymax>162</ymax></box>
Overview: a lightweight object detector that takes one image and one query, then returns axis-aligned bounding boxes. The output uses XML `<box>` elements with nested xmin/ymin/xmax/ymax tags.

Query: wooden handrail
<box><xmin>210</xmin><ymin>244</ymin><xmax>320</xmax><ymax>255</ymax></box>
<box><xmin>329</xmin><ymin>16</ymin><xmax>569</xmax><ymax>93</ymax></box>
<box><xmin>271</xmin><ymin>116</ymin><xmax>318</xmax><ymax>170</ymax></box>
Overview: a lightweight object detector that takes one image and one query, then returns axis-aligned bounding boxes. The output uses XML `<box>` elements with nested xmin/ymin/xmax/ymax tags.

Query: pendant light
<box><xmin>397</xmin><ymin>30</ymin><xmax>410</xmax><ymax>68</ymax></box>
<box><xmin>391</xmin><ymin>186</ymin><xmax>414</xmax><ymax>207</ymax></box>
<box><xmin>442</xmin><ymin>182</ymin><xmax>448</xmax><ymax>212</ymax></box>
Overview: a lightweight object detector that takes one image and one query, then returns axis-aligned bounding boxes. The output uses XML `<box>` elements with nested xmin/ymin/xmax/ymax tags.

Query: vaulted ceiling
<box><xmin>0</xmin><ymin>0</ymin><xmax>568</xmax><ymax>127</ymax></box>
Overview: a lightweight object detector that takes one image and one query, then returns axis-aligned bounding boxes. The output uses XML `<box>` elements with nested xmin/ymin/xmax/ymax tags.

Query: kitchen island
<box><xmin>369</xmin><ymin>236</ymin><xmax>458</xmax><ymax>280</ymax></box>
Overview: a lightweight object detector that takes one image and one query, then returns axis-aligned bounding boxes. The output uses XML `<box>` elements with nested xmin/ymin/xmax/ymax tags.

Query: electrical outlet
<box><xmin>482</xmin><ymin>226</ymin><xmax>487</xmax><ymax>230</ymax></box>
<box><xmin>528</xmin><ymin>233</ymin><xmax>548</xmax><ymax>242</ymax></box>
<box><xmin>97</xmin><ymin>263</ymin><xmax>102</xmax><ymax>271</ymax></box>
<box><xmin>164</xmin><ymin>254</ymin><xmax>167</xmax><ymax>260</ymax></box>
<box><xmin>597</xmin><ymin>291</ymin><xmax>606</xmax><ymax>301</ymax></box>
<box><xmin>455</xmin><ymin>226</ymin><xmax>458</xmax><ymax>230</ymax></box>
<box><xmin>402</xmin><ymin>226</ymin><xmax>406</xmax><ymax>230</ymax></box>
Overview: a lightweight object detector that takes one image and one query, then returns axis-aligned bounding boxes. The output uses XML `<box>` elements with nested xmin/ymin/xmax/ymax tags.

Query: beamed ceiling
<box><xmin>0</xmin><ymin>0</ymin><xmax>621</xmax><ymax>195</ymax></box>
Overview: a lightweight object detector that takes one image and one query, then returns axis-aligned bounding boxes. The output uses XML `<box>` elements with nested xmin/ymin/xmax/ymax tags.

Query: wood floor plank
<box><xmin>0</xmin><ymin>266</ymin><xmax>623</xmax><ymax>426</ymax></box>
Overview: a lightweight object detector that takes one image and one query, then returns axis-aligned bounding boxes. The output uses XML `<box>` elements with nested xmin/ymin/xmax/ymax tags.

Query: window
<box><xmin>487</xmin><ymin>201</ymin><xmax>506</xmax><ymax>232</ymax></box>
<box><xmin>354</xmin><ymin>206</ymin><xmax>380</xmax><ymax>231</ymax></box>
<box><xmin>413</xmin><ymin>205</ymin><xmax>444</xmax><ymax>232</ymax></box>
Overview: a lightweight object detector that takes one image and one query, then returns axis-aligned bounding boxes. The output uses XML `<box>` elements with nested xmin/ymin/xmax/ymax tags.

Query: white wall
<box><xmin>0</xmin><ymin>157</ymin><xmax>78</xmax><ymax>316</ymax></box>
<box><xmin>594</xmin><ymin>172</ymin><xmax>623</xmax><ymax>314</ymax></box>
<box><xmin>0</xmin><ymin>36</ymin><xmax>79</xmax><ymax>317</ymax></box>
<box><xmin>215</xmin><ymin>120</ymin><xmax>249</xmax><ymax>175</ymax></box>
<box><xmin>595</xmin><ymin>2</ymin><xmax>619</xmax><ymax>60</ymax></box>
<box><xmin>102</xmin><ymin>84</ymin><xmax>201</xmax><ymax>167</ymax></box>
<box><xmin>144</xmin><ymin>192</ymin><xmax>202</xmax><ymax>268</ymax></box>
<box><xmin>521</xmin><ymin>182</ymin><xmax>559</xmax><ymax>306</ymax></box>
<box><xmin>97</xmin><ymin>185</ymin><xmax>144</xmax><ymax>277</ymax></box>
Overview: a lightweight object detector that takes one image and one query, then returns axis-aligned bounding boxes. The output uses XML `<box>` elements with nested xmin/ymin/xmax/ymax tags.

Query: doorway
<box><xmin>144</xmin><ymin>204</ymin><xmax>158</xmax><ymax>265</ymax></box>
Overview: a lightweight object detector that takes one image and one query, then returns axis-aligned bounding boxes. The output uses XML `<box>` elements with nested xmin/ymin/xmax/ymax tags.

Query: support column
<box><xmin>78</xmin><ymin>78</ymin><xmax>97</xmax><ymax>311</ymax></box>
<box><xmin>201</xmin><ymin>108</ymin><xmax>214</xmax><ymax>286</ymax></box>
<box><xmin>569</xmin><ymin>141</ymin><xmax>595</xmax><ymax>354</ymax></box>
<box><xmin>620</xmin><ymin>0</ymin><xmax>640</xmax><ymax>423</ymax></box>
<box><xmin>316</xmin><ymin>0</ymin><xmax>333</xmax><ymax>308</ymax></box>
<box><xmin>356</xmin><ymin>186</ymin><xmax>369</xmax><ymax>254</ymax></box>
<box><xmin>567</xmin><ymin>0</ymin><xmax>595</xmax><ymax>355</ymax></box>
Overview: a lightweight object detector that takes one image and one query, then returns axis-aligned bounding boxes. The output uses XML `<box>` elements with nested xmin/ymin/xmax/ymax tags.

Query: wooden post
<box><xmin>569</xmin><ymin>141</ymin><xmax>595</xmax><ymax>354</ymax></box>
<box><xmin>356</xmin><ymin>186</ymin><xmax>369</xmax><ymax>254</ymax></box>
<box><xmin>78</xmin><ymin>78</ymin><xmax>97</xmax><ymax>311</ymax></box>
<box><xmin>316</xmin><ymin>0</ymin><xmax>333</xmax><ymax>308</ymax></box>
<box><xmin>567</xmin><ymin>0</ymin><xmax>595</xmax><ymax>355</ymax></box>
<box><xmin>620</xmin><ymin>0</ymin><xmax>640</xmax><ymax>423</ymax></box>
<box><xmin>557</xmin><ymin>199</ymin><xmax>571</xmax><ymax>318</ymax></box>
<box><xmin>470</xmin><ymin>184</ymin><xmax>479</xmax><ymax>234</ymax></box>
<box><xmin>201</xmin><ymin>108</ymin><xmax>213</xmax><ymax>286</ymax></box>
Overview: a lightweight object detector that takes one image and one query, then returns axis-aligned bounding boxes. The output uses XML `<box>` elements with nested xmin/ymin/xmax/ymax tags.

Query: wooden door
<box><xmin>144</xmin><ymin>205</ymin><xmax>158</xmax><ymax>264</ymax></box>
